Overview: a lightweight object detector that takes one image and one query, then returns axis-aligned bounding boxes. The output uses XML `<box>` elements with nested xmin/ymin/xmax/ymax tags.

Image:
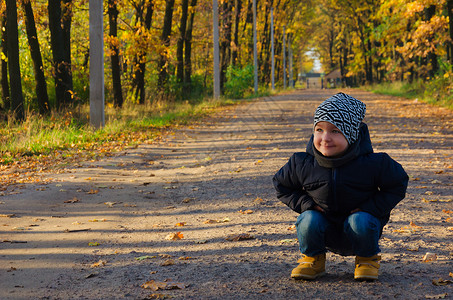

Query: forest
<box><xmin>0</xmin><ymin>0</ymin><xmax>452</xmax><ymax>121</ymax></box>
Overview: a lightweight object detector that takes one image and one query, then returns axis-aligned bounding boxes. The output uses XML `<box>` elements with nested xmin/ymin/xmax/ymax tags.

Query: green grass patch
<box><xmin>365</xmin><ymin>78</ymin><xmax>453</xmax><ymax>110</ymax></box>
<box><xmin>0</xmin><ymin>96</ymin><xmax>244</xmax><ymax>165</ymax></box>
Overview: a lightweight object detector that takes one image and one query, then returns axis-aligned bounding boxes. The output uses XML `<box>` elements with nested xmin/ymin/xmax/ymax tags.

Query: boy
<box><xmin>273</xmin><ymin>93</ymin><xmax>408</xmax><ymax>281</ymax></box>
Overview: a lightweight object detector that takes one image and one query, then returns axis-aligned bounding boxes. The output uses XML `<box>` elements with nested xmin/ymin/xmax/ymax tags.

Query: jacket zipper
<box><xmin>332</xmin><ymin>168</ymin><xmax>338</xmax><ymax>211</ymax></box>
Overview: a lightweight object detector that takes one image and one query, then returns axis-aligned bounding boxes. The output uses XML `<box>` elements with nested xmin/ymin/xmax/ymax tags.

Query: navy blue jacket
<box><xmin>273</xmin><ymin>123</ymin><xmax>408</xmax><ymax>225</ymax></box>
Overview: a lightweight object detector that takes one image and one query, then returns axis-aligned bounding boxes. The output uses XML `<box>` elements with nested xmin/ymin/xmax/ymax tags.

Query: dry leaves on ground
<box><xmin>225</xmin><ymin>233</ymin><xmax>254</xmax><ymax>241</ymax></box>
<box><xmin>141</xmin><ymin>279</ymin><xmax>185</xmax><ymax>291</ymax></box>
<box><xmin>165</xmin><ymin>232</ymin><xmax>183</xmax><ymax>240</ymax></box>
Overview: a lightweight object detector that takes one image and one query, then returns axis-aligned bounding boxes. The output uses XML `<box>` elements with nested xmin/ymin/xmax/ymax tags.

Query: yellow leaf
<box><xmin>88</xmin><ymin>242</ymin><xmax>100</xmax><ymax>247</ymax></box>
<box><xmin>175</xmin><ymin>222</ymin><xmax>186</xmax><ymax>227</ymax></box>
<box><xmin>238</xmin><ymin>209</ymin><xmax>254</xmax><ymax>214</ymax></box>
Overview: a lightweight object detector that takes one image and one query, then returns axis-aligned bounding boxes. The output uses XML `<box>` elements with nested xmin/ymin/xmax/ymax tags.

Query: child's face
<box><xmin>313</xmin><ymin>121</ymin><xmax>349</xmax><ymax>157</ymax></box>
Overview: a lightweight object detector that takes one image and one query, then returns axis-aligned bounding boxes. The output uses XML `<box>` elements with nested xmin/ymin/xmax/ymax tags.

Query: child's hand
<box><xmin>350</xmin><ymin>208</ymin><xmax>362</xmax><ymax>214</ymax></box>
<box><xmin>313</xmin><ymin>205</ymin><xmax>325</xmax><ymax>213</ymax></box>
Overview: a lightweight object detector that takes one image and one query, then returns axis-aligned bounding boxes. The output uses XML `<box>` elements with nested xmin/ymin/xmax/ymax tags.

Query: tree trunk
<box><xmin>6</xmin><ymin>0</ymin><xmax>24</xmax><ymax>120</ymax></box>
<box><xmin>183</xmin><ymin>0</ymin><xmax>197</xmax><ymax>95</ymax></box>
<box><xmin>22</xmin><ymin>0</ymin><xmax>49</xmax><ymax>114</ymax></box>
<box><xmin>424</xmin><ymin>5</ymin><xmax>438</xmax><ymax>77</ymax></box>
<box><xmin>48</xmin><ymin>0</ymin><xmax>73</xmax><ymax>108</ymax></box>
<box><xmin>0</xmin><ymin>6</ymin><xmax>10</xmax><ymax>110</ymax></box>
<box><xmin>132</xmin><ymin>0</ymin><xmax>154</xmax><ymax>104</ymax></box>
<box><xmin>219</xmin><ymin>0</ymin><xmax>232</xmax><ymax>93</ymax></box>
<box><xmin>108</xmin><ymin>0</ymin><xmax>124</xmax><ymax>107</ymax></box>
<box><xmin>157</xmin><ymin>0</ymin><xmax>175</xmax><ymax>91</ymax></box>
<box><xmin>259</xmin><ymin>1</ymin><xmax>271</xmax><ymax>84</ymax></box>
<box><xmin>447</xmin><ymin>0</ymin><xmax>453</xmax><ymax>64</ymax></box>
<box><xmin>176</xmin><ymin>0</ymin><xmax>189</xmax><ymax>87</ymax></box>
<box><xmin>231</xmin><ymin>0</ymin><xmax>241</xmax><ymax>66</ymax></box>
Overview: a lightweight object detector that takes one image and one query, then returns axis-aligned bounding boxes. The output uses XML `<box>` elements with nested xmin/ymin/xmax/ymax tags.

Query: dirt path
<box><xmin>1</xmin><ymin>89</ymin><xmax>452</xmax><ymax>300</ymax></box>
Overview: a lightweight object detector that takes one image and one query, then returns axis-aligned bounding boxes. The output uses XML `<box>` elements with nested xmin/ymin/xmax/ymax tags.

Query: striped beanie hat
<box><xmin>313</xmin><ymin>92</ymin><xmax>366</xmax><ymax>144</ymax></box>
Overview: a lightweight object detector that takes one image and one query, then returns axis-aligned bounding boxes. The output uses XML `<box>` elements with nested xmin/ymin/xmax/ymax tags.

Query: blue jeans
<box><xmin>295</xmin><ymin>210</ymin><xmax>382</xmax><ymax>257</ymax></box>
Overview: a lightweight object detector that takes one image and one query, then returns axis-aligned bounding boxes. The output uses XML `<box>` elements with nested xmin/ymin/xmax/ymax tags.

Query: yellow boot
<box><xmin>354</xmin><ymin>255</ymin><xmax>381</xmax><ymax>281</ymax></box>
<box><xmin>291</xmin><ymin>253</ymin><xmax>326</xmax><ymax>280</ymax></box>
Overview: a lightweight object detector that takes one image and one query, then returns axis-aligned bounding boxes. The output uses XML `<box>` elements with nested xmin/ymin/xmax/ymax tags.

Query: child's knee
<box><xmin>296</xmin><ymin>210</ymin><xmax>326</xmax><ymax>231</ymax></box>
<box><xmin>346</xmin><ymin>211</ymin><xmax>380</xmax><ymax>234</ymax></box>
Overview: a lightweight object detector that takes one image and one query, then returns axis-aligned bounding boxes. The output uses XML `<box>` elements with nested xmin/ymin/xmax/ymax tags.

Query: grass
<box><xmin>365</xmin><ymin>80</ymin><xmax>425</xmax><ymax>99</ymax></box>
<box><xmin>0</xmin><ymin>96</ymin><xmax>243</xmax><ymax>165</ymax></box>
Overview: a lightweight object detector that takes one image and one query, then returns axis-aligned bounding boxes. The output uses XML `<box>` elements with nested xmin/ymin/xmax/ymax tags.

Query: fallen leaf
<box><xmin>253</xmin><ymin>197</ymin><xmax>264</xmax><ymax>203</ymax></box>
<box><xmin>410</xmin><ymin>221</ymin><xmax>423</xmax><ymax>229</ymax></box>
<box><xmin>442</xmin><ymin>210</ymin><xmax>452</xmax><ymax>214</ymax></box>
<box><xmin>104</xmin><ymin>201</ymin><xmax>117</xmax><ymax>207</ymax></box>
<box><xmin>135</xmin><ymin>255</ymin><xmax>157</xmax><ymax>261</ymax></box>
<box><xmin>226</xmin><ymin>233</ymin><xmax>254</xmax><ymax>241</ymax></box>
<box><xmin>0</xmin><ymin>214</ymin><xmax>16</xmax><ymax>218</ymax></box>
<box><xmin>165</xmin><ymin>232</ymin><xmax>183</xmax><ymax>240</ymax></box>
<box><xmin>446</xmin><ymin>218</ymin><xmax>453</xmax><ymax>223</ymax></box>
<box><xmin>238</xmin><ymin>209</ymin><xmax>254</xmax><ymax>214</ymax></box>
<box><xmin>87</xmin><ymin>189</ymin><xmax>99</xmax><ymax>194</ymax></box>
<box><xmin>287</xmin><ymin>225</ymin><xmax>296</xmax><ymax>230</ymax></box>
<box><xmin>178</xmin><ymin>256</ymin><xmax>194</xmax><ymax>260</ymax></box>
<box><xmin>141</xmin><ymin>280</ymin><xmax>185</xmax><ymax>291</ymax></box>
<box><xmin>146</xmin><ymin>293</ymin><xmax>173</xmax><ymax>299</ymax></box>
<box><xmin>90</xmin><ymin>260</ymin><xmax>106</xmax><ymax>268</ymax></box>
<box><xmin>203</xmin><ymin>217</ymin><xmax>230</xmax><ymax>224</ymax></box>
<box><xmin>161</xmin><ymin>259</ymin><xmax>175</xmax><ymax>266</ymax></box>
<box><xmin>174</xmin><ymin>222</ymin><xmax>186</xmax><ymax>227</ymax></box>
<box><xmin>422</xmin><ymin>252</ymin><xmax>437</xmax><ymax>262</ymax></box>
<box><xmin>64</xmin><ymin>197</ymin><xmax>79</xmax><ymax>203</ymax></box>
<box><xmin>407</xmin><ymin>246</ymin><xmax>419</xmax><ymax>252</ymax></box>
<box><xmin>182</xmin><ymin>198</ymin><xmax>194</xmax><ymax>203</ymax></box>
<box><xmin>425</xmin><ymin>293</ymin><xmax>448</xmax><ymax>299</ymax></box>
<box><xmin>142</xmin><ymin>280</ymin><xmax>168</xmax><ymax>291</ymax></box>
<box><xmin>280</xmin><ymin>239</ymin><xmax>298</xmax><ymax>244</ymax></box>
<box><xmin>11</xmin><ymin>227</ymin><xmax>27</xmax><ymax>231</ymax></box>
<box><xmin>432</xmin><ymin>278</ymin><xmax>453</xmax><ymax>286</ymax></box>
<box><xmin>89</xmin><ymin>218</ymin><xmax>107</xmax><ymax>222</ymax></box>
<box><xmin>88</xmin><ymin>242</ymin><xmax>100</xmax><ymax>247</ymax></box>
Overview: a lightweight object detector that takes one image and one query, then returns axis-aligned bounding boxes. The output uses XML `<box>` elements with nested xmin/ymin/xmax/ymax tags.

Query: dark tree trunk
<box><xmin>6</xmin><ymin>0</ymin><xmax>24</xmax><ymax>120</ymax></box>
<box><xmin>132</xmin><ymin>0</ymin><xmax>154</xmax><ymax>104</ymax></box>
<box><xmin>48</xmin><ymin>0</ymin><xmax>73</xmax><ymax>108</ymax></box>
<box><xmin>108</xmin><ymin>0</ymin><xmax>124</xmax><ymax>107</ymax></box>
<box><xmin>157</xmin><ymin>0</ymin><xmax>175</xmax><ymax>91</ymax></box>
<box><xmin>176</xmin><ymin>0</ymin><xmax>189</xmax><ymax>87</ymax></box>
<box><xmin>231</xmin><ymin>0</ymin><xmax>241</xmax><ymax>65</ymax></box>
<box><xmin>0</xmin><ymin>6</ymin><xmax>10</xmax><ymax>110</ymax></box>
<box><xmin>22</xmin><ymin>0</ymin><xmax>49</xmax><ymax>114</ymax></box>
<box><xmin>424</xmin><ymin>5</ymin><xmax>438</xmax><ymax>77</ymax></box>
<box><xmin>260</xmin><ymin>1</ymin><xmax>271</xmax><ymax>84</ymax></box>
<box><xmin>447</xmin><ymin>0</ymin><xmax>453</xmax><ymax>64</ymax></box>
<box><xmin>219</xmin><ymin>0</ymin><xmax>232</xmax><ymax>93</ymax></box>
<box><xmin>183</xmin><ymin>0</ymin><xmax>197</xmax><ymax>95</ymax></box>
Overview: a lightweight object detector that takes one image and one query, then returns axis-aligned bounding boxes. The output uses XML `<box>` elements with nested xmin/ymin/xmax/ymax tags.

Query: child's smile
<box><xmin>313</xmin><ymin>121</ymin><xmax>349</xmax><ymax>157</ymax></box>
